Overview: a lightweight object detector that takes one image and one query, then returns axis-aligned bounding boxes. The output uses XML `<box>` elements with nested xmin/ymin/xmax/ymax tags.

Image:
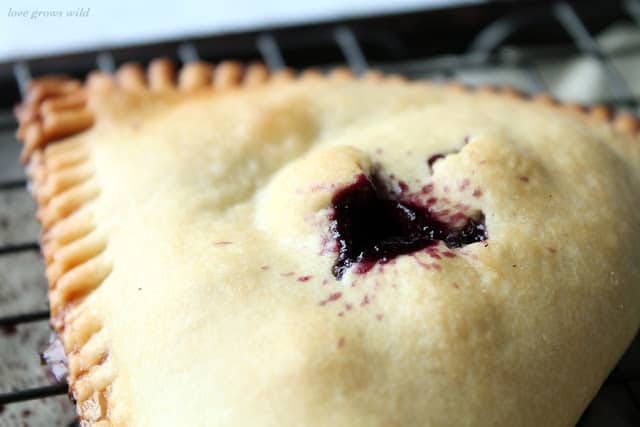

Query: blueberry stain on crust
<box><xmin>330</xmin><ymin>174</ymin><xmax>487</xmax><ymax>279</ymax></box>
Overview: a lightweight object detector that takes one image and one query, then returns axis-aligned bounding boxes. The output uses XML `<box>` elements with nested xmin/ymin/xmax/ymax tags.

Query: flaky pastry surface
<box><xmin>15</xmin><ymin>60</ymin><xmax>640</xmax><ymax>426</ymax></box>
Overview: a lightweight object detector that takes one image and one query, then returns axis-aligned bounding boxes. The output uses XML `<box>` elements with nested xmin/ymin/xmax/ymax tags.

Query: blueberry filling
<box><xmin>330</xmin><ymin>174</ymin><xmax>486</xmax><ymax>279</ymax></box>
<box><xmin>40</xmin><ymin>333</ymin><xmax>68</xmax><ymax>383</ymax></box>
<box><xmin>427</xmin><ymin>154</ymin><xmax>445</xmax><ymax>172</ymax></box>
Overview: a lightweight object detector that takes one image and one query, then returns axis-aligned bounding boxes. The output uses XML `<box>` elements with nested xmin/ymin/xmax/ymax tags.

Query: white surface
<box><xmin>0</xmin><ymin>0</ymin><xmax>480</xmax><ymax>61</ymax></box>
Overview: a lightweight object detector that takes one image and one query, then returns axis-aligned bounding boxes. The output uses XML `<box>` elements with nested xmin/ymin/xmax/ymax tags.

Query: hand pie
<box><xmin>15</xmin><ymin>59</ymin><xmax>640</xmax><ymax>426</ymax></box>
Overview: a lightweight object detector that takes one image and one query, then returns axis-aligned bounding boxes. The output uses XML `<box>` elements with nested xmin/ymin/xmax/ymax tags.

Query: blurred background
<box><xmin>0</xmin><ymin>0</ymin><xmax>470</xmax><ymax>60</ymax></box>
<box><xmin>1</xmin><ymin>0</ymin><xmax>639</xmax><ymax>426</ymax></box>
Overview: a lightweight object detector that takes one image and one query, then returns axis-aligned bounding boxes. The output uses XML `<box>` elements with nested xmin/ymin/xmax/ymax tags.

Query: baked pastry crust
<box><xmin>15</xmin><ymin>59</ymin><xmax>640</xmax><ymax>426</ymax></box>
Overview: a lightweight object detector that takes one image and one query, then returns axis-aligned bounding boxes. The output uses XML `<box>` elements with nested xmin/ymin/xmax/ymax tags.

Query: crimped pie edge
<box><xmin>15</xmin><ymin>58</ymin><xmax>640</xmax><ymax>164</ymax></box>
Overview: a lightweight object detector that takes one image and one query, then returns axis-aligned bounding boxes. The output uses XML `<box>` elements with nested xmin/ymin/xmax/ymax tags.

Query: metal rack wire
<box><xmin>1</xmin><ymin>0</ymin><xmax>639</xmax><ymax>425</ymax></box>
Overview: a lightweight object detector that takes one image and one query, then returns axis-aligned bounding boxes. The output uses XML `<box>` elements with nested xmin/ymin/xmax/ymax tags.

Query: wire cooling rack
<box><xmin>1</xmin><ymin>1</ymin><xmax>640</xmax><ymax>425</ymax></box>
